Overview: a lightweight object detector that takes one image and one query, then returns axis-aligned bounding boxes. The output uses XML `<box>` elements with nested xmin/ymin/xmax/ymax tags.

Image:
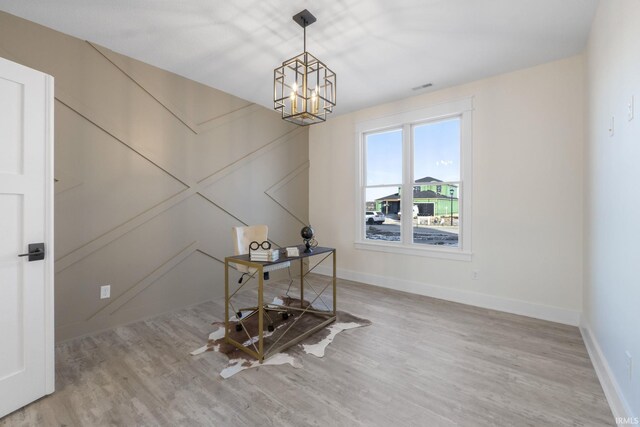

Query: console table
<box><xmin>224</xmin><ymin>245</ymin><xmax>336</xmax><ymax>362</ymax></box>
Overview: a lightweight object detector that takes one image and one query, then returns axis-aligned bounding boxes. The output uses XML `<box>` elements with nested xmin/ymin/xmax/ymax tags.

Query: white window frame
<box><xmin>355</xmin><ymin>97</ymin><xmax>473</xmax><ymax>261</ymax></box>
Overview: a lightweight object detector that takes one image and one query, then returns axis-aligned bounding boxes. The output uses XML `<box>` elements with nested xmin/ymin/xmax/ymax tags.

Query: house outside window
<box><xmin>355</xmin><ymin>98</ymin><xmax>473</xmax><ymax>260</ymax></box>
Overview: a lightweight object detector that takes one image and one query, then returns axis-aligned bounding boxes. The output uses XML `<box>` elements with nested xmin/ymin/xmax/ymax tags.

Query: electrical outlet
<box><xmin>472</xmin><ymin>270</ymin><xmax>479</xmax><ymax>280</ymax></box>
<box><xmin>629</xmin><ymin>96</ymin><xmax>634</xmax><ymax>121</ymax></box>
<box><xmin>625</xmin><ymin>351</ymin><xmax>632</xmax><ymax>381</ymax></box>
<box><xmin>100</xmin><ymin>285</ymin><xmax>111</xmax><ymax>299</ymax></box>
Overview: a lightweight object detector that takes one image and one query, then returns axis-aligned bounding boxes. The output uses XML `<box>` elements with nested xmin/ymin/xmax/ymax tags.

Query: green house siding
<box><xmin>374</xmin><ymin>179</ymin><xmax>458</xmax><ymax>217</ymax></box>
<box><xmin>417</xmin><ymin>183</ymin><xmax>458</xmax><ymax>198</ymax></box>
<box><xmin>415</xmin><ymin>183</ymin><xmax>458</xmax><ymax>216</ymax></box>
<box><xmin>375</xmin><ymin>199</ymin><xmax>400</xmax><ymax>214</ymax></box>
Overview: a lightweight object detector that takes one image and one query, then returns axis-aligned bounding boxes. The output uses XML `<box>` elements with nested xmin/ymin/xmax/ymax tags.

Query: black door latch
<box><xmin>18</xmin><ymin>243</ymin><xmax>45</xmax><ymax>262</ymax></box>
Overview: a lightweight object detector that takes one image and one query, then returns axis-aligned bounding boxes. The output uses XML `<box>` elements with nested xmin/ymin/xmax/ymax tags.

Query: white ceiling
<box><xmin>0</xmin><ymin>0</ymin><xmax>598</xmax><ymax>115</ymax></box>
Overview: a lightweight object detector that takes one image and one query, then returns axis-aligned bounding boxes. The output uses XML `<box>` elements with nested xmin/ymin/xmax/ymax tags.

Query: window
<box><xmin>356</xmin><ymin>98</ymin><xmax>472</xmax><ymax>260</ymax></box>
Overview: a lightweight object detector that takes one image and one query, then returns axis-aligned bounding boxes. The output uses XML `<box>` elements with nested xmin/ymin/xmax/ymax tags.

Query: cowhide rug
<box><xmin>191</xmin><ymin>296</ymin><xmax>371</xmax><ymax>378</ymax></box>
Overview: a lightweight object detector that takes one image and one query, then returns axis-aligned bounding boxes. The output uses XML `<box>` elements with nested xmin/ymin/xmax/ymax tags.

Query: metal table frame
<box><xmin>224</xmin><ymin>245</ymin><xmax>336</xmax><ymax>362</ymax></box>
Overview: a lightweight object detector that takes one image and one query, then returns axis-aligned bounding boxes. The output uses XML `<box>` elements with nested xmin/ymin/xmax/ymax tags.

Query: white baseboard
<box><xmin>580</xmin><ymin>317</ymin><xmax>634</xmax><ymax>421</ymax></box>
<box><xmin>313</xmin><ymin>265</ymin><xmax>581</xmax><ymax>326</ymax></box>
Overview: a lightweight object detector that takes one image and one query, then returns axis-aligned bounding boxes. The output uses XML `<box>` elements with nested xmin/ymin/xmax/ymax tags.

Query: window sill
<box><xmin>354</xmin><ymin>241</ymin><xmax>472</xmax><ymax>261</ymax></box>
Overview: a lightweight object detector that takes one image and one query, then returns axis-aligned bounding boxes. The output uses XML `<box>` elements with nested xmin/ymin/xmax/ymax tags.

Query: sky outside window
<box><xmin>365</xmin><ymin>118</ymin><xmax>460</xmax><ymax>202</ymax></box>
<box><xmin>414</xmin><ymin>118</ymin><xmax>460</xmax><ymax>182</ymax></box>
<box><xmin>366</xmin><ymin>129</ymin><xmax>402</xmax><ymax>187</ymax></box>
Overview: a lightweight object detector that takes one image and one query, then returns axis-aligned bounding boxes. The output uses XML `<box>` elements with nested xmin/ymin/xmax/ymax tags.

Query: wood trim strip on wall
<box><xmin>89</xmin><ymin>42</ymin><xmax>200</xmax><ymax>134</ymax></box>
<box><xmin>87</xmin><ymin>241</ymin><xmax>199</xmax><ymax>320</ymax></box>
<box><xmin>264</xmin><ymin>161</ymin><xmax>310</xmax><ymax>226</ymax></box>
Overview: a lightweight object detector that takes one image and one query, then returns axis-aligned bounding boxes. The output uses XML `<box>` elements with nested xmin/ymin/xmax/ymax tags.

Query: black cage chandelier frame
<box><xmin>273</xmin><ymin>9</ymin><xmax>337</xmax><ymax>126</ymax></box>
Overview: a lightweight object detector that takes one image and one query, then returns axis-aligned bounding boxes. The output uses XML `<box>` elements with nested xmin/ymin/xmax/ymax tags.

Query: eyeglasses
<box><xmin>249</xmin><ymin>240</ymin><xmax>272</xmax><ymax>251</ymax></box>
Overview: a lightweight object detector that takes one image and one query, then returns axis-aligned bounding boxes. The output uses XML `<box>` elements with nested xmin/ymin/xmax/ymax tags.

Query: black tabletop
<box><xmin>226</xmin><ymin>245</ymin><xmax>334</xmax><ymax>266</ymax></box>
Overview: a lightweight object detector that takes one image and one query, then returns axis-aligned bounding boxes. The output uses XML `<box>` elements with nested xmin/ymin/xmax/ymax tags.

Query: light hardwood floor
<box><xmin>1</xmin><ymin>278</ymin><xmax>613</xmax><ymax>426</ymax></box>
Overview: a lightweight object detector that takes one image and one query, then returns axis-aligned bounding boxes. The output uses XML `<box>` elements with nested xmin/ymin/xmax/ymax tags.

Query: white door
<box><xmin>0</xmin><ymin>56</ymin><xmax>54</xmax><ymax>418</ymax></box>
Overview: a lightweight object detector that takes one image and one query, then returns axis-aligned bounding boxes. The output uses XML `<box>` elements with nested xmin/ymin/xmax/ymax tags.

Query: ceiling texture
<box><xmin>0</xmin><ymin>0</ymin><xmax>598</xmax><ymax>115</ymax></box>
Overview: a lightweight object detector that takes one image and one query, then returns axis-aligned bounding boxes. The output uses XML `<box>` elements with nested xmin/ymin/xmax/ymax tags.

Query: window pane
<box><xmin>366</xmin><ymin>129</ymin><xmax>402</xmax><ymax>186</ymax></box>
<box><xmin>412</xmin><ymin>183</ymin><xmax>459</xmax><ymax>247</ymax></box>
<box><xmin>365</xmin><ymin>186</ymin><xmax>400</xmax><ymax>242</ymax></box>
<box><xmin>414</xmin><ymin>118</ymin><xmax>460</xmax><ymax>183</ymax></box>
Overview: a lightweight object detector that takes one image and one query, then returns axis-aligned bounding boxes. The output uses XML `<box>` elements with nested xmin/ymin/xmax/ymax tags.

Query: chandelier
<box><xmin>273</xmin><ymin>9</ymin><xmax>336</xmax><ymax>126</ymax></box>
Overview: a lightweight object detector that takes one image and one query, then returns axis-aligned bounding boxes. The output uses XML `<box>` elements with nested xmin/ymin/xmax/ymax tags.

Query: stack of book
<box><xmin>250</xmin><ymin>248</ymin><xmax>280</xmax><ymax>262</ymax></box>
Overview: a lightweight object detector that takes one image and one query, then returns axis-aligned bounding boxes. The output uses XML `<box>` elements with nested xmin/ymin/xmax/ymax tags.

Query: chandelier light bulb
<box><xmin>311</xmin><ymin>89</ymin><xmax>318</xmax><ymax>114</ymax></box>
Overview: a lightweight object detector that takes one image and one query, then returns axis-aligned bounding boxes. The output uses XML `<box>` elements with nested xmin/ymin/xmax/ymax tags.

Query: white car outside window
<box><xmin>365</xmin><ymin>211</ymin><xmax>385</xmax><ymax>224</ymax></box>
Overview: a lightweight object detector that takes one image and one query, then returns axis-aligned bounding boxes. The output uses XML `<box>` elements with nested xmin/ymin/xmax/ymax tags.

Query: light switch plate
<box><xmin>629</xmin><ymin>96</ymin><xmax>634</xmax><ymax>121</ymax></box>
<box><xmin>609</xmin><ymin>116</ymin><xmax>615</xmax><ymax>137</ymax></box>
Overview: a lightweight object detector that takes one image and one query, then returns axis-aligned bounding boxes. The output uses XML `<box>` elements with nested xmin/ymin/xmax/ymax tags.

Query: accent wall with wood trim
<box><xmin>0</xmin><ymin>11</ymin><xmax>309</xmax><ymax>341</ymax></box>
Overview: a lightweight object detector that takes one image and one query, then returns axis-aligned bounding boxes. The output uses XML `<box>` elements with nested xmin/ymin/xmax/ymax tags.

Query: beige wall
<box><xmin>310</xmin><ymin>55</ymin><xmax>584</xmax><ymax>325</ymax></box>
<box><xmin>0</xmin><ymin>11</ymin><xmax>309</xmax><ymax>341</ymax></box>
<box><xmin>584</xmin><ymin>0</ymin><xmax>640</xmax><ymax>417</ymax></box>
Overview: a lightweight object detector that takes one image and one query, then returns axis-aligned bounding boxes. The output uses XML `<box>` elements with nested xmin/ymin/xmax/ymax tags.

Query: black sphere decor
<box><xmin>301</xmin><ymin>225</ymin><xmax>314</xmax><ymax>240</ymax></box>
<box><xmin>301</xmin><ymin>225</ymin><xmax>316</xmax><ymax>253</ymax></box>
